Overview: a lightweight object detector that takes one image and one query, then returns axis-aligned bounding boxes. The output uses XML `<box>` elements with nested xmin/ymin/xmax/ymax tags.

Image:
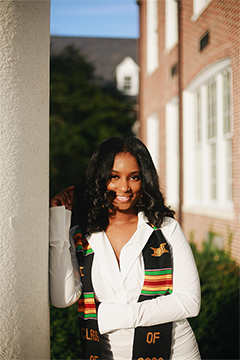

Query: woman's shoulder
<box><xmin>162</xmin><ymin>216</ymin><xmax>179</xmax><ymax>228</ymax></box>
<box><xmin>139</xmin><ymin>212</ymin><xmax>179</xmax><ymax>234</ymax></box>
<box><xmin>161</xmin><ymin>217</ymin><xmax>181</xmax><ymax>240</ymax></box>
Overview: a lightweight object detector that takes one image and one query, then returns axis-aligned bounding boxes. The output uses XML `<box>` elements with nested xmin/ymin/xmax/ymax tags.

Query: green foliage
<box><xmin>50</xmin><ymin>303</ymin><xmax>81</xmax><ymax>360</ymax></box>
<box><xmin>50</xmin><ymin>233</ymin><xmax>239</xmax><ymax>360</ymax></box>
<box><xmin>189</xmin><ymin>234</ymin><xmax>239</xmax><ymax>360</ymax></box>
<box><xmin>50</xmin><ymin>45</ymin><xmax>136</xmax><ymax>196</ymax></box>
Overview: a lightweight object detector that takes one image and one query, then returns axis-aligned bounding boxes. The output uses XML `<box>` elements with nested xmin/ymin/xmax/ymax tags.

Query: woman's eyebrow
<box><xmin>111</xmin><ymin>170</ymin><xmax>140</xmax><ymax>173</ymax></box>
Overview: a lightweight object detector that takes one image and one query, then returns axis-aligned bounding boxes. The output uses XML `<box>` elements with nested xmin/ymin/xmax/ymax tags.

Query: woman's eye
<box><xmin>110</xmin><ymin>175</ymin><xmax>119</xmax><ymax>179</ymax></box>
<box><xmin>131</xmin><ymin>175</ymin><xmax>140</xmax><ymax>181</ymax></box>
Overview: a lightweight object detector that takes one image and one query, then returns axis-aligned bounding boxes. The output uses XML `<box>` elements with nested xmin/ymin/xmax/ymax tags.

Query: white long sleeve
<box><xmin>97</xmin><ymin>218</ymin><xmax>201</xmax><ymax>334</ymax></box>
<box><xmin>49</xmin><ymin>206</ymin><xmax>82</xmax><ymax>308</ymax></box>
<box><xmin>49</xmin><ymin>209</ymin><xmax>200</xmax><ymax>359</ymax></box>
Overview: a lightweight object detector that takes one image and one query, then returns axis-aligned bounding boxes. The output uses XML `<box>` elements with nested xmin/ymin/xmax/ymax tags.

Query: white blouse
<box><xmin>49</xmin><ymin>206</ymin><xmax>201</xmax><ymax>360</ymax></box>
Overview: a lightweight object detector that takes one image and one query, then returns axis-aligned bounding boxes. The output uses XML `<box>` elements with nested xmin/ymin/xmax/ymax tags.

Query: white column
<box><xmin>0</xmin><ymin>1</ymin><xmax>50</xmax><ymax>359</ymax></box>
<box><xmin>146</xmin><ymin>0</ymin><xmax>159</xmax><ymax>75</ymax></box>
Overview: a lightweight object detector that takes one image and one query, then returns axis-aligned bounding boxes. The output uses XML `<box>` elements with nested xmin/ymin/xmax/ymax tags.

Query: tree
<box><xmin>189</xmin><ymin>237</ymin><xmax>239</xmax><ymax>359</ymax></box>
<box><xmin>50</xmin><ymin>45</ymin><xmax>136</xmax><ymax>359</ymax></box>
<box><xmin>50</xmin><ymin>45</ymin><xmax>136</xmax><ymax>197</ymax></box>
<box><xmin>50</xmin><ymin>303</ymin><xmax>81</xmax><ymax>360</ymax></box>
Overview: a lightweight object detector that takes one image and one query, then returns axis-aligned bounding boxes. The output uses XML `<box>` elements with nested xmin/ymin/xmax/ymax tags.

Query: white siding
<box><xmin>147</xmin><ymin>113</ymin><xmax>159</xmax><ymax>172</ymax></box>
<box><xmin>115</xmin><ymin>56</ymin><xmax>139</xmax><ymax>96</ymax></box>
<box><xmin>165</xmin><ymin>98</ymin><xmax>179</xmax><ymax>208</ymax></box>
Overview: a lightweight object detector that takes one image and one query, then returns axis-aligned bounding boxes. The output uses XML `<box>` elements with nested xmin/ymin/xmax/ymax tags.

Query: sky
<box><xmin>50</xmin><ymin>0</ymin><xmax>139</xmax><ymax>39</ymax></box>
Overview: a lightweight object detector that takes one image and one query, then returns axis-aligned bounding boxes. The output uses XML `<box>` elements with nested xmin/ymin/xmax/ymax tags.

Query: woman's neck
<box><xmin>108</xmin><ymin>208</ymin><xmax>138</xmax><ymax>225</ymax></box>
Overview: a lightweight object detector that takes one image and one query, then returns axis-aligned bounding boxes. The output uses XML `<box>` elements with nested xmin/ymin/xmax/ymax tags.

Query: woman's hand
<box><xmin>50</xmin><ymin>185</ymin><xmax>74</xmax><ymax>211</ymax></box>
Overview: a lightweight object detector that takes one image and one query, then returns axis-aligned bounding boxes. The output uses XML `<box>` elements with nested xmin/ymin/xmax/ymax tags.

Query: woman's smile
<box><xmin>115</xmin><ymin>195</ymin><xmax>132</xmax><ymax>202</ymax></box>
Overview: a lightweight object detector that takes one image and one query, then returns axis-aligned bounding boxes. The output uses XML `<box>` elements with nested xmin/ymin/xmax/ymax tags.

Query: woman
<box><xmin>49</xmin><ymin>137</ymin><xmax>201</xmax><ymax>360</ymax></box>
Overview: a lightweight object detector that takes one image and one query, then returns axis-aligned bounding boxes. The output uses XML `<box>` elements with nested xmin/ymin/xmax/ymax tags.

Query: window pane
<box><xmin>226</xmin><ymin>139</ymin><xmax>232</xmax><ymax>201</ymax></box>
<box><xmin>194</xmin><ymin>90</ymin><xmax>202</xmax><ymax>200</ymax></box>
<box><xmin>223</xmin><ymin>70</ymin><xmax>231</xmax><ymax>134</ymax></box>
<box><xmin>207</xmin><ymin>80</ymin><xmax>217</xmax><ymax>139</ymax></box>
<box><xmin>123</xmin><ymin>76</ymin><xmax>131</xmax><ymax>90</ymax></box>
<box><xmin>195</xmin><ymin>90</ymin><xmax>202</xmax><ymax>144</ymax></box>
<box><xmin>207</xmin><ymin>85</ymin><xmax>211</xmax><ymax>138</ymax></box>
<box><xmin>195</xmin><ymin>147</ymin><xmax>202</xmax><ymax>199</ymax></box>
<box><xmin>211</xmin><ymin>143</ymin><xmax>217</xmax><ymax>200</ymax></box>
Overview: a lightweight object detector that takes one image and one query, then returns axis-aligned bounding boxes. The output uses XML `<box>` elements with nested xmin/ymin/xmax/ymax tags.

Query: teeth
<box><xmin>116</xmin><ymin>195</ymin><xmax>131</xmax><ymax>201</ymax></box>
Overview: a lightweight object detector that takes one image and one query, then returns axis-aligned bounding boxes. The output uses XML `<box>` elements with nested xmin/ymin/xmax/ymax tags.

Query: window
<box><xmin>223</xmin><ymin>70</ymin><xmax>231</xmax><ymax>134</ymax></box>
<box><xmin>195</xmin><ymin>90</ymin><xmax>202</xmax><ymax>144</ymax></box>
<box><xmin>226</xmin><ymin>138</ymin><xmax>232</xmax><ymax>201</ymax></box>
<box><xmin>183</xmin><ymin>59</ymin><xmax>233</xmax><ymax>217</ymax></box>
<box><xmin>192</xmin><ymin>0</ymin><xmax>212</xmax><ymax>21</ymax></box>
<box><xmin>210</xmin><ymin>142</ymin><xmax>217</xmax><ymax>200</ymax></box>
<box><xmin>165</xmin><ymin>0</ymin><xmax>178</xmax><ymax>52</ymax></box>
<box><xmin>223</xmin><ymin>69</ymin><xmax>232</xmax><ymax>201</ymax></box>
<box><xmin>207</xmin><ymin>80</ymin><xmax>217</xmax><ymax>140</ymax></box>
<box><xmin>207</xmin><ymin>79</ymin><xmax>217</xmax><ymax>200</ymax></box>
<box><xmin>171</xmin><ymin>63</ymin><xmax>178</xmax><ymax>78</ymax></box>
<box><xmin>199</xmin><ymin>30</ymin><xmax>209</xmax><ymax>51</ymax></box>
<box><xmin>146</xmin><ymin>0</ymin><xmax>159</xmax><ymax>74</ymax></box>
<box><xmin>123</xmin><ymin>76</ymin><xmax>131</xmax><ymax>90</ymax></box>
<box><xmin>194</xmin><ymin>90</ymin><xmax>202</xmax><ymax>200</ymax></box>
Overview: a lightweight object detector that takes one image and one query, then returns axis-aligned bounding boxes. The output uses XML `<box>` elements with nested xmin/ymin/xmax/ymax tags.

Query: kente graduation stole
<box><xmin>73</xmin><ymin>225</ymin><xmax>173</xmax><ymax>360</ymax></box>
<box><xmin>74</xmin><ymin>229</ymin><xmax>102</xmax><ymax>360</ymax></box>
<box><xmin>132</xmin><ymin>226</ymin><xmax>173</xmax><ymax>360</ymax></box>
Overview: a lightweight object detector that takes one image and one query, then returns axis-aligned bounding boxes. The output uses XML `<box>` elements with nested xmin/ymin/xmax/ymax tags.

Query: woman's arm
<box><xmin>49</xmin><ymin>186</ymin><xmax>82</xmax><ymax>308</ymax></box>
<box><xmin>97</xmin><ymin>220</ymin><xmax>201</xmax><ymax>334</ymax></box>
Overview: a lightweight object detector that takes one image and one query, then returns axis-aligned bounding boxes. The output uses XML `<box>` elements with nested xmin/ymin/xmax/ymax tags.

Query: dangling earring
<box><xmin>136</xmin><ymin>194</ymin><xmax>145</xmax><ymax>207</ymax></box>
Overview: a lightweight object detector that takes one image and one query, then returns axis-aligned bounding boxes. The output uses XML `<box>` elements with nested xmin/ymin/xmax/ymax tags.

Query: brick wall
<box><xmin>138</xmin><ymin>0</ymin><xmax>240</xmax><ymax>261</ymax></box>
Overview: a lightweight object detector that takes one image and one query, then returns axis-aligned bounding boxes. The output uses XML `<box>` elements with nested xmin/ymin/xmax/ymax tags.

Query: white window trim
<box><xmin>187</xmin><ymin>58</ymin><xmax>231</xmax><ymax>91</ymax></box>
<box><xmin>147</xmin><ymin>112</ymin><xmax>160</xmax><ymax>172</ymax></box>
<box><xmin>191</xmin><ymin>0</ymin><xmax>212</xmax><ymax>22</ymax></box>
<box><xmin>165</xmin><ymin>97</ymin><xmax>179</xmax><ymax>210</ymax></box>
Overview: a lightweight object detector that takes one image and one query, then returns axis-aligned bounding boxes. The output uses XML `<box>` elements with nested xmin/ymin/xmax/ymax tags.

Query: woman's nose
<box><xmin>119</xmin><ymin>178</ymin><xmax>130</xmax><ymax>192</ymax></box>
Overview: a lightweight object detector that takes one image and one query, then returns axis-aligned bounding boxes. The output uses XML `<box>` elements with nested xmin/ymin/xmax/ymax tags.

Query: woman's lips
<box><xmin>115</xmin><ymin>195</ymin><xmax>132</xmax><ymax>202</ymax></box>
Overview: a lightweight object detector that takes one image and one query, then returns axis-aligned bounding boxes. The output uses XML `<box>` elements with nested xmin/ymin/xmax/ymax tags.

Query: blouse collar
<box><xmin>88</xmin><ymin>211</ymin><xmax>154</xmax><ymax>280</ymax></box>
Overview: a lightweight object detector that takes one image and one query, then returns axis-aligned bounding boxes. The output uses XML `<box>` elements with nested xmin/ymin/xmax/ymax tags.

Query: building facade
<box><xmin>138</xmin><ymin>0</ymin><xmax>239</xmax><ymax>261</ymax></box>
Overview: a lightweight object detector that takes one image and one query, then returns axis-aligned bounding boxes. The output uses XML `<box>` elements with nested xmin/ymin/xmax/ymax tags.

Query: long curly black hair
<box><xmin>77</xmin><ymin>137</ymin><xmax>174</xmax><ymax>235</ymax></box>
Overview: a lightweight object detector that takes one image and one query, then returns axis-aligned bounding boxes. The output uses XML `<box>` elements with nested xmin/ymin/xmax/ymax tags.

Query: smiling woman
<box><xmin>49</xmin><ymin>137</ymin><xmax>201</xmax><ymax>360</ymax></box>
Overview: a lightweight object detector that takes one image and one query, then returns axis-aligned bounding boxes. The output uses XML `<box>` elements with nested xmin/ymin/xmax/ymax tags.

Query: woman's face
<box><xmin>107</xmin><ymin>152</ymin><xmax>142</xmax><ymax>213</ymax></box>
